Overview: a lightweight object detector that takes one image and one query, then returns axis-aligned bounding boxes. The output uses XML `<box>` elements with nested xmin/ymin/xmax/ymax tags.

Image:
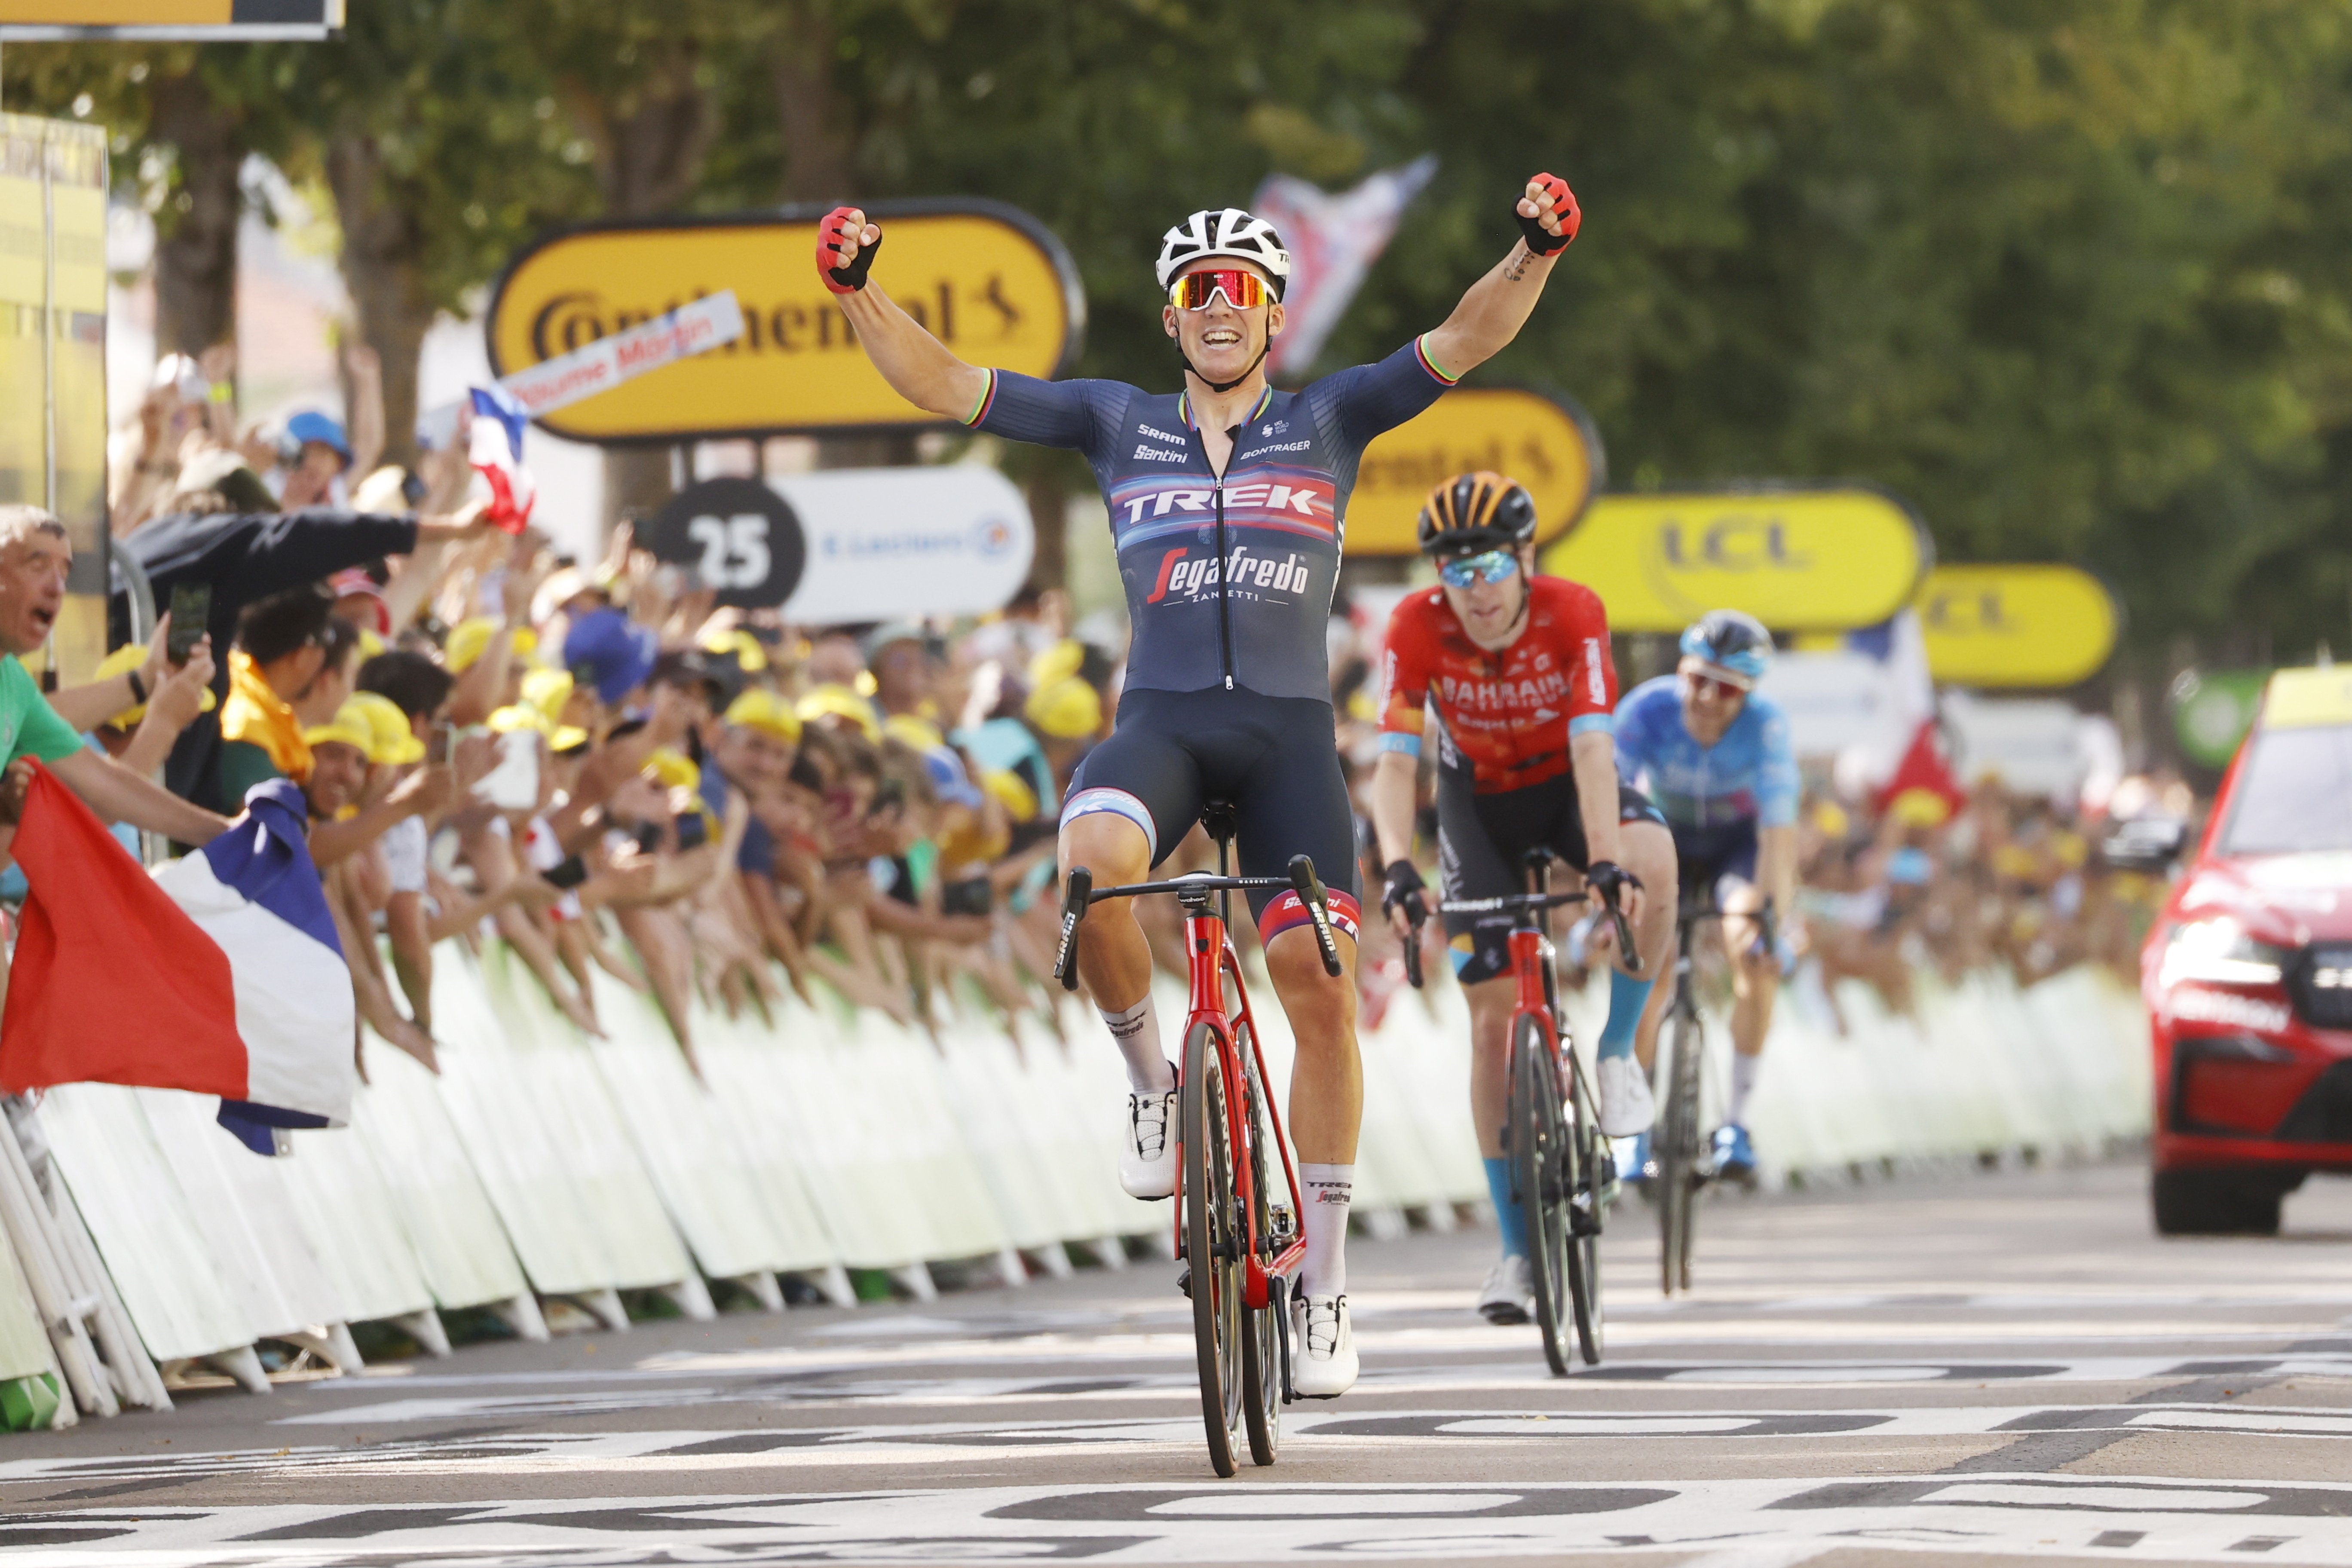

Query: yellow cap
<box><xmin>796</xmin><ymin>683</ymin><xmax>881</xmax><ymax>742</ymax></box>
<box><xmin>444</xmin><ymin>616</ymin><xmax>505</xmax><ymax>674</ymax></box>
<box><xmin>1812</xmin><ymin>800</ymin><xmax>1851</xmax><ymax>839</ymax></box>
<box><xmin>303</xmin><ymin>700</ymin><xmax>376</xmax><ymax>756</ymax></box>
<box><xmin>723</xmin><ymin>687</ymin><xmax>802</xmax><ymax>745</ymax></box>
<box><xmin>346</xmin><ymin>691</ymin><xmax>425</xmax><ymax>765</ymax></box>
<box><xmin>980</xmin><ymin>766</ymin><xmax>1038</xmax><ymax>821</ymax></box>
<box><xmin>92</xmin><ymin>643</ymin><xmax>214</xmax><ymax>729</ymax></box>
<box><xmin>357</xmin><ymin>627</ymin><xmax>386</xmax><ymax>662</ymax></box>
<box><xmin>521</xmin><ymin>666</ymin><xmax>575</xmax><ymax>723</ymax></box>
<box><xmin>549</xmin><ymin>724</ymin><xmax>591</xmax><ymax>752</ymax></box>
<box><xmin>700</xmin><ymin>626</ymin><xmax>769</xmax><ymax>673</ymax></box>
<box><xmin>643</xmin><ymin>746</ymin><xmax>701</xmax><ymax>793</ymax></box>
<box><xmin>883</xmin><ymin>713</ymin><xmax>945</xmax><ymax>751</ymax></box>
<box><xmin>1025</xmin><ymin>676</ymin><xmax>1102</xmax><ymax>741</ymax></box>
<box><xmin>1887</xmin><ymin>788</ymin><xmax>1953</xmax><ymax>829</ymax></box>
<box><xmin>487</xmin><ymin>704</ymin><xmax>545</xmax><ymax>736</ymax></box>
<box><xmin>1029</xmin><ymin>638</ymin><xmax>1085</xmax><ymax>688</ymax></box>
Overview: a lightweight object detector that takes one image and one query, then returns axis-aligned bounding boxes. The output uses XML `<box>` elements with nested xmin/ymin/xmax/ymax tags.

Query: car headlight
<box><xmin>2159</xmin><ymin>917</ymin><xmax>2291</xmax><ymax>988</ymax></box>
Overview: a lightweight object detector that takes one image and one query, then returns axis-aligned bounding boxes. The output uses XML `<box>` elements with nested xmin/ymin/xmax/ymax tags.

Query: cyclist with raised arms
<box><xmin>1614</xmin><ymin>611</ymin><xmax>1801</xmax><ymax>1181</ymax></box>
<box><xmin>816</xmin><ymin>174</ymin><xmax>1581</xmax><ymax>1396</ymax></box>
<box><xmin>1367</xmin><ymin>474</ymin><xmax>1678</xmax><ymax>1326</ymax></box>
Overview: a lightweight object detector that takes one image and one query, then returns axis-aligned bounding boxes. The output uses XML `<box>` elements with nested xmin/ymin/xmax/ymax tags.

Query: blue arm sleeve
<box><xmin>1305</xmin><ymin>337</ymin><xmax>1457</xmax><ymax>450</ymax></box>
<box><xmin>969</xmin><ymin>371</ymin><xmax>1127</xmax><ymax>457</ymax></box>
<box><xmin>1756</xmin><ymin>706</ymin><xmax>1801</xmax><ymax>827</ymax></box>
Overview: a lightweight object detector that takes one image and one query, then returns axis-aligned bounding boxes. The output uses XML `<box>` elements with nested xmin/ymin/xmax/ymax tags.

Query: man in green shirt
<box><xmin>0</xmin><ymin>506</ymin><xmax>229</xmax><ymax>848</ymax></box>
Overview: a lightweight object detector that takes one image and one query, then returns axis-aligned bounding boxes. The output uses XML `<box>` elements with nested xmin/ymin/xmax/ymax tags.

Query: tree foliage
<box><xmin>11</xmin><ymin>0</ymin><xmax>2352</xmax><ymax>654</ymax></box>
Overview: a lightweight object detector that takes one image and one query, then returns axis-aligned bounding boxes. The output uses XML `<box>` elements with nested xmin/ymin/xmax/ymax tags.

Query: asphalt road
<box><xmin>6</xmin><ymin>1160</ymin><xmax>2352</xmax><ymax>1567</ymax></box>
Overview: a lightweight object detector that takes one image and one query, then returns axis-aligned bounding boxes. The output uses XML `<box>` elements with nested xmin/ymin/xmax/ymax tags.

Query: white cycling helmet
<box><xmin>1155</xmin><ymin>208</ymin><xmax>1292</xmax><ymax>299</ymax></box>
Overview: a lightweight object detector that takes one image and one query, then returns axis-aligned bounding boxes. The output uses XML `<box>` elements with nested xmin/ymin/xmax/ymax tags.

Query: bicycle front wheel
<box><xmin>1181</xmin><ymin>1019</ymin><xmax>1246</xmax><ymax>1477</ymax></box>
<box><xmin>1563</xmin><ymin>1049</ymin><xmax>1606</xmax><ymax>1366</ymax></box>
<box><xmin>1236</xmin><ymin>1019</ymin><xmax>1281</xmax><ymax>1467</ymax></box>
<box><xmin>1657</xmin><ymin>1007</ymin><xmax>1705</xmax><ymax>1296</ymax></box>
<box><xmin>1511</xmin><ymin>1012</ymin><xmax>1575</xmax><ymax>1378</ymax></box>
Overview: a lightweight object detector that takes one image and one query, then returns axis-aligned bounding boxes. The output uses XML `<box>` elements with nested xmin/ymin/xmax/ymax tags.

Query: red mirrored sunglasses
<box><xmin>1168</xmin><ymin>268</ymin><xmax>1269</xmax><ymax>311</ymax></box>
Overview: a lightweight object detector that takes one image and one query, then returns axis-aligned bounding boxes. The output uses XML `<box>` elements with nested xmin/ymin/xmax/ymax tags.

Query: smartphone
<box><xmin>426</xmin><ymin>723</ymin><xmax>453</xmax><ymax>766</ymax></box>
<box><xmin>166</xmin><ymin>582</ymin><xmax>211</xmax><ymax>665</ymax></box>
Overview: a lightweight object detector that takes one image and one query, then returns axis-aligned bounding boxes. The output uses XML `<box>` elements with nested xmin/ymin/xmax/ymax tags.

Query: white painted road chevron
<box><xmin>5</xmin><ymin>1161</ymin><xmax>2352</xmax><ymax>1567</ymax></box>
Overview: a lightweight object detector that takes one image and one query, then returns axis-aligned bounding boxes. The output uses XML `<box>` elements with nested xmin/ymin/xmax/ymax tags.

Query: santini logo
<box><xmin>1145</xmin><ymin>546</ymin><xmax>1311</xmax><ymax>603</ymax></box>
<box><xmin>1132</xmin><ymin>444</ymin><xmax>1188</xmax><ymax>462</ymax></box>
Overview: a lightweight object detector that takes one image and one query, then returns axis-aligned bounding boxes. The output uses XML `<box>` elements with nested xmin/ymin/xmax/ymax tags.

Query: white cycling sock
<box><xmin>1729</xmin><ymin>1050</ymin><xmax>1761</xmax><ymax>1126</ymax></box>
<box><xmin>1101</xmin><ymin>998</ymin><xmax>1173</xmax><ymax>1093</ymax></box>
<box><xmin>1299</xmin><ymin>1163</ymin><xmax>1354</xmax><ymax>1298</ymax></box>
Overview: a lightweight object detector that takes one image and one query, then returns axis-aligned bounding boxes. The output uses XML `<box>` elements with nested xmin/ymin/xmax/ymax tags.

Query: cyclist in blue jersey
<box><xmin>818</xmin><ymin>175</ymin><xmax>1582</xmax><ymax>1397</ymax></box>
<box><xmin>1612</xmin><ymin>611</ymin><xmax>1802</xmax><ymax>1180</ymax></box>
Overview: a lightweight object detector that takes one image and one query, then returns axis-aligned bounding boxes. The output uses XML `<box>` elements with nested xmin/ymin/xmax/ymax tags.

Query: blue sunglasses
<box><xmin>1437</xmin><ymin>549</ymin><xmax>1521</xmax><ymax>589</ymax></box>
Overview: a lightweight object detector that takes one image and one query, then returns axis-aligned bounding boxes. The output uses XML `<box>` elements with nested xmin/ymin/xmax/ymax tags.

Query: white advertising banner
<box><xmin>775</xmin><ymin>466</ymin><xmax>1035</xmax><ymax>625</ymax></box>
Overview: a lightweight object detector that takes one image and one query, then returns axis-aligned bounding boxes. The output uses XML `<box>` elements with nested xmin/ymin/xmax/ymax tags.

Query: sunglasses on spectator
<box><xmin>1437</xmin><ymin>549</ymin><xmax>1521</xmax><ymax>588</ymax></box>
<box><xmin>1168</xmin><ymin>269</ymin><xmax>1270</xmax><ymax>311</ymax></box>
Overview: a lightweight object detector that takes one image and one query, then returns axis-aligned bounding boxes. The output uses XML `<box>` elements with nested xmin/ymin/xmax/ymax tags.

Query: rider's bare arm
<box><xmin>1569</xmin><ymin>730</ymin><xmax>1641</xmax><ymax>923</ymax></box>
<box><xmin>824</xmin><ymin>211</ymin><xmax>991</xmax><ymax>420</ymax></box>
<box><xmin>1758</xmin><ymin>822</ymin><xmax>1798</xmax><ymax>919</ymax></box>
<box><xmin>1419</xmin><ymin>178</ymin><xmax>1574</xmax><ymax>380</ymax></box>
<box><xmin>1369</xmin><ymin>751</ymin><xmax>1421</xmax><ymax>876</ymax></box>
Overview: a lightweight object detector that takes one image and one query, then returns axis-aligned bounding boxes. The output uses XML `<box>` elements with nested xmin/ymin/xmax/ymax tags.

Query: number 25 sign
<box><xmin>641</xmin><ymin>479</ymin><xmax>808</xmax><ymax>608</ymax></box>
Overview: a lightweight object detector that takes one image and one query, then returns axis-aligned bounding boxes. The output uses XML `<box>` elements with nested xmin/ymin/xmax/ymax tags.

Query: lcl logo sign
<box><xmin>1655</xmin><ymin>515</ymin><xmax>1813</xmax><ymax>573</ymax></box>
<box><xmin>1922</xmin><ymin>589</ymin><xmax>2015</xmax><ymax>634</ymax></box>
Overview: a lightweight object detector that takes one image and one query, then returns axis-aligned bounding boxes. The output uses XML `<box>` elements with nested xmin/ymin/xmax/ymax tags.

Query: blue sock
<box><xmin>1597</xmin><ymin>968</ymin><xmax>1654</xmax><ymax>1062</ymax></box>
<box><xmin>1483</xmin><ymin>1156</ymin><xmax>1528</xmax><ymax>1258</ymax></box>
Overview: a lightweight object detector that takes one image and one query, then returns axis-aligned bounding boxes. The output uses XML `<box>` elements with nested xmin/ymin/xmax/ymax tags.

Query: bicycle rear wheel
<box><xmin>1181</xmin><ymin>1019</ymin><xmax>1246</xmax><ymax>1477</ymax></box>
<box><xmin>1511</xmin><ymin>1012</ymin><xmax>1575</xmax><ymax>1377</ymax></box>
<box><xmin>1563</xmin><ymin>1050</ymin><xmax>1606</xmax><ymax>1366</ymax></box>
<box><xmin>1657</xmin><ymin>1006</ymin><xmax>1704</xmax><ymax>1296</ymax></box>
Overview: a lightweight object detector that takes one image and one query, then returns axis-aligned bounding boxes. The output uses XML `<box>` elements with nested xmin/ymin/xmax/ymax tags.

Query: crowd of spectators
<box><xmin>0</xmin><ymin>352</ymin><xmax>2173</xmax><ymax>1082</ymax></box>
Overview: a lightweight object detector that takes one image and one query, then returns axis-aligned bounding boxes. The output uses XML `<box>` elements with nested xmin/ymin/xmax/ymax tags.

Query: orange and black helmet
<box><xmin>1415</xmin><ymin>470</ymin><xmax>1538</xmax><ymax>557</ymax></box>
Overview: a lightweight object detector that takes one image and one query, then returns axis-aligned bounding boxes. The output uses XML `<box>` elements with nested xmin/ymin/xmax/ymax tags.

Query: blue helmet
<box><xmin>1679</xmin><ymin>609</ymin><xmax>1773</xmax><ymax>686</ymax></box>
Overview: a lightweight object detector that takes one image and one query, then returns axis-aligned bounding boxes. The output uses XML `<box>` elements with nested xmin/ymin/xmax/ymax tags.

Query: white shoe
<box><xmin>1291</xmin><ymin>1293</ymin><xmax>1358</xmax><ymax>1397</ymax></box>
<box><xmin>1596</xmin><ymin>1054</ymin><xmax>1655</xmax><ymax>1137</ymax></box>
<box><xmin>1119</xmin><ymin>1077</ymin><xmax>1177</xmax><ymax>1200</ymax></box>
<box><xmin>1477</xmin><ymin>1255</ymin><xmax>1533</xmax><ymax>1326</ymax></box>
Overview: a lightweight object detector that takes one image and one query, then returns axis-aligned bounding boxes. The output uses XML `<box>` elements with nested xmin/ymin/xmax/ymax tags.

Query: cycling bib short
<box><xmin>1436</xmin><ymin>772</ymin><xmax>1666</xmax><ymax>985</ymax></box>
<box><xmin>1065</xmin><ymin>686</ymin><xmax>1362</xmax><ymax>940</ymax></box>
<box><xmin>971</xmin><ymin>336</ymin><xmax>1455</xmax><ymax>939</ymax></box>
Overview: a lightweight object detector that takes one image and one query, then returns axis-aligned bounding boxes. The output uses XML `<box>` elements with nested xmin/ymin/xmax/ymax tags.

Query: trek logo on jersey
<box><xmin>1144</xmin><ymin>545</ymin><xmax>1313</xmax><ymax>604</ymax></box>
<box><xmin>1118</xmin><ymin>478</ymin><xmax>1335</xmax><ymax>529</ymax></box>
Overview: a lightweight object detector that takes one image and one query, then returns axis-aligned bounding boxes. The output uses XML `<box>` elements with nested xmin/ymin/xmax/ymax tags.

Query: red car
<box><xmin>2135</xmin><ymin>665</ymin><xmax>2352</xmax><ymax>1234</ymax></box>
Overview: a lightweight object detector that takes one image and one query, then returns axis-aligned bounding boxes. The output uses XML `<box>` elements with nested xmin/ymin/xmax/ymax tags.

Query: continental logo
<box><xmin>526</xmin><ymin>279</ymin><xmax>1026</xmax><ymax>365</ymax></box>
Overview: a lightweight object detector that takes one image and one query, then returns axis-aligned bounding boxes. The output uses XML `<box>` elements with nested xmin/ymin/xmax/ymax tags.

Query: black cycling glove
<box><xmin>1381</xmin><ymin>858</ymin><xmax>1428</xmax><ymax>926</ymax></box>
<box><xmin>1584</xmin><ymin>859</ymin><xmax>1641</xmax><ymax>906</ymax></box>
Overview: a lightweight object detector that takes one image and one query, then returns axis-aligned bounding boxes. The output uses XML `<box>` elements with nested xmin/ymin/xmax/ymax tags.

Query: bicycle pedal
<box><xmin>1568</xmin><ymin>1198</ymin><xmax>1602</xmax><ymax>1239</ymax></box>
<box><xmin>1175</xmin><ymin>1262</ymin><xmax>1191</xmax><ymax>1300</ymax></box>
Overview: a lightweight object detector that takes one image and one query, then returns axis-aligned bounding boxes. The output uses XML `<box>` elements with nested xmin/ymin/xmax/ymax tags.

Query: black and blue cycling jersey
<box><xmin>964</xmin><ymin>337</ymin><xmax>1460</xmax><ymax>703</ymax></box>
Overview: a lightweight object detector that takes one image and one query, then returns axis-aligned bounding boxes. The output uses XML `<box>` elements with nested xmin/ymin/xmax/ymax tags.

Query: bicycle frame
<box><xmin>1169</xmin><ymin>891</ymin><xmax>1308</xmax><ymax>1312</ymax></box>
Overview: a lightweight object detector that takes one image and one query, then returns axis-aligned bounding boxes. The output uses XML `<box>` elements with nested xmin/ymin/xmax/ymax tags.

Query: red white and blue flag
<box><xmin>0</xmin><ymin>770</ymin><xmax>355</xmax><ymax>1155</ymax></box>
<box><xmin>469</xmin><ymin>384</ymin><xmax>536</xmax><ymax>535</ymax></box>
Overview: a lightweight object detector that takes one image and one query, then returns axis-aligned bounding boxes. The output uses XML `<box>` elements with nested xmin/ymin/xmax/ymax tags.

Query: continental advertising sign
<box><xmin>1345</xmin><ymin>388</ymin><xmax>1601</xmax><ymax>555</ymax></box>
<box><xmin>486</xmin><ymin>200</ymin><xmax>1084</xmax><ymax>444</ymax></box>
<box><xmin>0</xmin><ymin>1</ymin><xmax>342</xmax><ymax>37</ymax></box>
<box><xmin>1540</xmin><ymin>486</ymin><xmax>1931</xmax><ymax>632</ymax></box>
<box><xmin>1917</xmin><ymin>564</ymin><xmax>2119</xmax><ymax>688</ymax></box>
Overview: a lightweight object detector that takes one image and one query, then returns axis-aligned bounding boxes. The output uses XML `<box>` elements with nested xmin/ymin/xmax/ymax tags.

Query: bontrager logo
<box><xmin>1257</xmin><ymin>439</ymin><xmax>1311</xmax><ymax>453</ymax></box>
<box><xmin>1145</xmin><ymin>545</ymin><xmax>1311</xmax><ymax>603</ymax></box>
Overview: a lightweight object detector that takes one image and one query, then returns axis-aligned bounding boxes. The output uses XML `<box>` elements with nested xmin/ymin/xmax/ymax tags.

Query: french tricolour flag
<box><xmin>469</xmin><ymin>384</ymin><xmax>536</xmax><ymax>535</ymax></box>
<box><xmin>0</xmin><ymin>770</ymin><xmax>354</xmax><ymax>1155</ymax></box>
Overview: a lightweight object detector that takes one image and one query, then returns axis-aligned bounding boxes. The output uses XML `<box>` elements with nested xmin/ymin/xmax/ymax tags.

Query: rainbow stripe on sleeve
<box><xmin>1413</xmin><ymin>335</ymin><xmax>1463</xmax><ymax>386</ymax></box>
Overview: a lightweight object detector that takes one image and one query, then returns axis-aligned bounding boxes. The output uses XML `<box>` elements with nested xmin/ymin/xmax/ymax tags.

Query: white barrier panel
<box><xmin>346</xmin><ymin>1043</ymin><xmax>532</xmax><ymax>1311</ymax></box>
<box><xmin>0</xmin><ymin>1235</ymin><xmax>48</xmax><ymax>1384</ymax></box>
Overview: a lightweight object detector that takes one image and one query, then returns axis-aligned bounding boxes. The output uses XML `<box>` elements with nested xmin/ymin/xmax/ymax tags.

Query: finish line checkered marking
<box><xmin>8</xmin><ymin>1476</ymin><xmax>2352</xmax><ymax>1564</ymax></box>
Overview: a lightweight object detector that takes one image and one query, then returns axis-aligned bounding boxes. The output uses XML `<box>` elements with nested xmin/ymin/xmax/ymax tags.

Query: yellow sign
<box><xmin>0</xmin><ymin>2</ymin><xmax>341</xmax><ymax>37</ymax></box>
<box><xmin>1345</xmin><ymin>389</ymin><xmax>1600</xmax><ymax>555</ymax></box>
<box><xmin>2261</xmin><ymin>667</ymin><xmax>2352</xmax><ymax>730</ymax></box>
<box><xmin>487</xmin><ymin>201</ymin><xmax>1082</xmax><ymax>443</ymax></box>
<box><xmin>1917</xmin><ymin>564</ymin><xmax>2118</xmax><ymax>688</ymax></box>
<box><xmin>1539</xmin><ymin>486</ymin><xmax>1930</xmax><ymax>632</ymax></box>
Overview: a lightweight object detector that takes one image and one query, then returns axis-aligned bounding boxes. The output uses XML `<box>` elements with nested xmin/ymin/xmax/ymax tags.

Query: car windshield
<box><xmin>2220</xmin><ymin>723</ymin><xmax>2352</xmax><ymax>854</ymax></box>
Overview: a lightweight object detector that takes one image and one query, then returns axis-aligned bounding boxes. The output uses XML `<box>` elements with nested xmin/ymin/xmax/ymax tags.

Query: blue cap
<box><xmin>284</xmin><ymin>410</ymin><xmax>354</xmax><ymax>467</ymax></box>
<box><xmin>563</xmin><ymin>608</ymin><xmax>658</xmax><ymax>705</ymax></box>
<box><xmin>922</xmin><ymin>747</ymin><xmax>984</xmax><ymax>810</ymax></box>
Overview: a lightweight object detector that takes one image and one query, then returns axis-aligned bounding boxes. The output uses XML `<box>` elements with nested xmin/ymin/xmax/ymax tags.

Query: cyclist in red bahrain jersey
<box><xmin>818</xmin><ymin>176</ymin><xmax>1584</xmax><ymax>1396</ymax></box>
<box><xmin>1368</xmin><ymin>472</ymin><xmax>1677</xmax><ymax>1326</ymax></box>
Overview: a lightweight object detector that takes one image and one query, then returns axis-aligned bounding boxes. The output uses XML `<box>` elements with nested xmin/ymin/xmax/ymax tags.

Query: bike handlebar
<box><xmin>1049</xmin><ymin>857</ymin><xmax>1348</xmax><ymax>992</ymax></box>
<box><xmin>1399</xmin><ymin>884</ymin><xmax>1643</xmax><ymax>990</ymax></box>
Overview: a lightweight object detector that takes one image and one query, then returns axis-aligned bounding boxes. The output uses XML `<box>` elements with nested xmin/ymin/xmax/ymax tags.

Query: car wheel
<box><xmin>2151</xmin><ymin>1168</ymin><xmax>2285</xmax><ymax>1236</ymax></box>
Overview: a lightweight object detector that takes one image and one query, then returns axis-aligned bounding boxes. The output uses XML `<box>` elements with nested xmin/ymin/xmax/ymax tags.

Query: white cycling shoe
<box><xmin>1119</xmin><ymin>1075</ymin><xmax>1177</xmax><ymax>1200</ymax></box>
<box><xmin>1291</xmin><ymin>1293</ymin><xmax>1358</xmax><ymax>1397</ymax></box>
<box><xmin>1477</xmin><ymin>1254</ymin><xmax>1533</xmax><ymax>1326</ymax></box>
<box><xmin>1595</xmin><ymin>1054</ymin><xmax>1656</xmax><ymax>1137</ymax></box>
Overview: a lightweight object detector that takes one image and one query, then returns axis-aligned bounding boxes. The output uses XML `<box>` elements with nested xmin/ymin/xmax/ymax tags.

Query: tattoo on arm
<box><xmin>1503</xmin><ymin>247</ymin><xmax>1534</xmax><ymax>282</ymax></box>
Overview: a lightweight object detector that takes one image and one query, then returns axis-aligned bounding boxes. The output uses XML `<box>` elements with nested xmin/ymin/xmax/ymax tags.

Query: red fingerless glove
<box><xmin>1516</xmin><ymin>172</ymin><xmax>1579</xmax><ymax>255</ymax></box>
<box><xmin>817</xmin><ymin>206</ymin><xmax>880</xmax><ymax>295</ymax></box>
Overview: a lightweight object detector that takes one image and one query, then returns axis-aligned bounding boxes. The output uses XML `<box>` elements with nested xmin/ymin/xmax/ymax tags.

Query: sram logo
<box><xmin>1145</xmin><ymin>545</ymin><xmax>1311</xmax><ymax>604</ymax></box>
